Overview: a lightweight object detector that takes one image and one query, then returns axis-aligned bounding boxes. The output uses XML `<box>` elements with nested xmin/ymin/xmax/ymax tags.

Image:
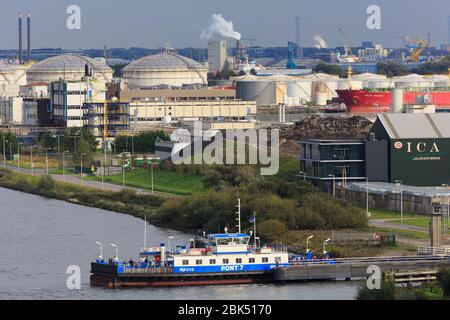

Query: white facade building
<box><xmin>50</xmin><ymin>79</ymin><xmax>106</xmax><ymax>127</ymax></box>
<box><xmin>208</xmin><ymin>41</ymin><xmax>227</xmax><ymax>73</ymax></box>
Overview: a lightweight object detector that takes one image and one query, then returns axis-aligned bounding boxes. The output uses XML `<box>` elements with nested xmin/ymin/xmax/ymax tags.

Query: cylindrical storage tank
<box><xmin>323</xmin><ymin>79</ymin><xmax>339</xmax><ymax>99</ymax></box>
<box><xmin>391</xmin><ymin>88</ymin><xmax>403</xmax><ymax>113</ymax></box>
<box><xmin>367</xmin><ymin>80</ymin><xmax>393</xmax><ymax>89</ymax></box>
<box><xmin>315</xmin><ymin>91</ymin><xmax>327</xmax><ymax>106</ymax></box>
<box><xmin>347</xmin><ymin>80</ymin><xmax>363</xmax><ymax>90</ymax></box>
<box><xmin>236</xmin><ymin>80</ymin><xmax>276</xmax><ymax>106</ymax></box>
<box><xmin>434</xmin><ymin>79</ymin><xmax>450</xmax><ymax>88</ymax></box>
<box><xmin>286</xmin><ymin>79</ymin><xmax>313</xmax><ymax>102</ymax></box>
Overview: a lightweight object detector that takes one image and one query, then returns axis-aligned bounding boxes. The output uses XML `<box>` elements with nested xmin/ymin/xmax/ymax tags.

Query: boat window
<box><xmin>236</xmin><ymin>258</ymin><xmax>242</xmax><ymax>264</ymax></box>
<box><xmin>196</xmin><ymin>259</ymin><xmax>202</xmax><ymax>265</ymax></box>
<box><xmin>262</xmin><ymin>257</ymin><xmax>269</xmax><ymax>263</ymax></box>
<box><xmin>249</xmin><ymin>258</ymin><xmax>255</xmax><ymax>263</ymax></box>
<box><xmin>182</xmin><ymin>260</ymin><xmax>189</xmax><ymax>265</ymax></box>
<box><xmin>222</xmin><ymin>259</ymin><xmax>229</xmax><ymax>264</ymax></box>
<box><xmin>209</xmin><ymin>259</ymin><xmax>216</xmax><ymax>265</ymax></box>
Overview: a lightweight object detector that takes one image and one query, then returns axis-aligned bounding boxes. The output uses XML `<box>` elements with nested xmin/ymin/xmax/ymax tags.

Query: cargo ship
<box><xmin>90</xmin><ymin>199</ymin><xmax>292</xmax><ymax>288</ymax></box>
<box><xmin>336</xmin><ymin>88</ymin><xmax>450</xmax><ymax>113</ymax></box>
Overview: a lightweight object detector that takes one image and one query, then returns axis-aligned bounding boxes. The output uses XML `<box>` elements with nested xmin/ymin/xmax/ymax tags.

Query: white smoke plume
<box><xmin>201</xmin><ymin>13</ymin><xmax>241</xmax><ymax>41</ymax></box>
<box><xmin>314</xmin><ymin>35</ymin><xmax>328</xmax><ymax>49</ymax></box>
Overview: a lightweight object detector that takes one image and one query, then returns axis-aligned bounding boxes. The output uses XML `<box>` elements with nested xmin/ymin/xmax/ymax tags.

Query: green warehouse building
<box><xmin>366</xmin><ymin>113</ymin><xmax>450</xmax><ymax>186</ymax></box>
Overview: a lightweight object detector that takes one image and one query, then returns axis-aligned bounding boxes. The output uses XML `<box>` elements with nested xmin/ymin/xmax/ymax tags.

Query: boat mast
<box><xmin>236</xmin><ymin>198</ymin><xmax>241</xmax><ymax>233</ymax></box>
<box><xmin>143</xmin><ymin>214</ymin><xmax>147</xmax><ymax>249</ymax></box>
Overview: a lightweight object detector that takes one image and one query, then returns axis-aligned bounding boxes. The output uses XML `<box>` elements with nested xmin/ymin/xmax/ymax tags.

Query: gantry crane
<box><xmin>401</xmin><ymin>36</ymin><xmax>429</xmax><ymax>62</ymax></box>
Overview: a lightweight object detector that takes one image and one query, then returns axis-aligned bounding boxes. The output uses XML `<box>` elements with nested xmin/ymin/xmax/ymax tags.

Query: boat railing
<box><xmin>122</xmin><ymin>266</ymin><xmax>174</xmax><ymax>274</ymax></box>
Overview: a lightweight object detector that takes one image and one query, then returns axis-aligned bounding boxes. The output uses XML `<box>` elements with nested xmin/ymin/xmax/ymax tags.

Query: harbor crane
<box><xmin>401</xmin><ymin>36</ymin><xmax>429</xmax><ymax>62</ymax></box>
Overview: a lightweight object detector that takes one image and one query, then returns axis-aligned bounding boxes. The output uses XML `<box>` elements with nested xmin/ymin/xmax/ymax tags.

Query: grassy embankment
<box><xmin>85</xmin><ymin>168</ymin><xmax>204</xmax><ymax>196</ymax></box>
<box><xmin>0</xmin><ymin>169</ymin><xmax>164</xmax><ymax>224</ymax></box>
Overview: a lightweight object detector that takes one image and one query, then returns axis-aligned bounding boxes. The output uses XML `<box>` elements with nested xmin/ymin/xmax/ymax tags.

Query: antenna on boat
<box><xmin>236</xmin><ymin>198</ymin><xmax>241</xmax><ymax>233</ymax></box>
<box><xmin>347</xmin><ymin>66</ymin><xmax>353</xmax><ymax>89</ymax></box>
<box><xmin>143</xmin><ymin>214</ymin><xmax>147</xmax><ymax>250</ymax></box>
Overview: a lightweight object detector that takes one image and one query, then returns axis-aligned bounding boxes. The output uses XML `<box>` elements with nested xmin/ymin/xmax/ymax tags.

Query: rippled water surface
<box><xmin>0</xmin><ymin>187</ymin><xmax>358</xmax><ymax>299</ymax></box>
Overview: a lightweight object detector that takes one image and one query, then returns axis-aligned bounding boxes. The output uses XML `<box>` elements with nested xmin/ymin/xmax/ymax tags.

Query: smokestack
<box><xmin>236</xmin><ymin>39</ymin><xmax>241</xmax><ymax>65</ymax></box>
<box><xmin>27</xmin><ymin>13</ymin><xmax>31</xmax><ymax>62</ymax></box>
<box><xmin>18</xmin><ymin>13</ymin><xmax>23</xmax><ymax>64</ymax></box>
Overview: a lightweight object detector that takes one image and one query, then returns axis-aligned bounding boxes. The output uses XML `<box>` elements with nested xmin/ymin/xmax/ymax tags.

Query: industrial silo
<box><xmin>236</xmin><ymin>79</ymin><xmax>277</xmax><ymax>106</ymax></box>
<box><xmin>391</xmin><ymin>88</ymin><xmax>403</xmax><ymax>113</ymax></box>
<box><xmin>286</xmin><ymin>79</ymin><xmax>313</xmax><ymax>103</ymax></box>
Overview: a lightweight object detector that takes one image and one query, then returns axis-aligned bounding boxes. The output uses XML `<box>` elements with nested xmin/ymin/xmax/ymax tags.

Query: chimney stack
<box><xmin>27</xmin><ymin>13</ymin><xmax>31</xmax><ymax>62</ymax></box>
<box><xmin>235</xmin><ymin>39</ymin><xmax>241</xmax><ymax>66</ymax></box>
<box><xmin>18</xmin><ymin>13</ymin><xmax>23</xmax><ymax>64</ymax></box>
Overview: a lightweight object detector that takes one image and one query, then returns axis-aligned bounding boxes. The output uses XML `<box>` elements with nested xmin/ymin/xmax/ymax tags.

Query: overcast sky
<box><xmin>0</xmin><ymin>0</ymin><xmax>449</xmax><ymax>49</ymax></box>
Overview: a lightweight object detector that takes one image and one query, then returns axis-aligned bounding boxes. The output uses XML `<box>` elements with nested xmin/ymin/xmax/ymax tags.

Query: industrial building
<box><xmin>366</xmin><ymin>113</ymin><xmax>450</xmax><ymax>186</ymax></box>
<box><xmin>107</xmin><ymin>81</ymin><xmax>235</xmax><ymax>102</ymax></box>
<box><xmin>122</xmin><ymin>52</ymin><xmax>208</xmax><ymax>89</ymax></box>
<box><xmin>298</xmin><ymin>139</ymin><xmax>366</xmax><ymax>183</ymax></box>
<box><xmin>128</xmin><ymin>100</ymin><xmax>256</xmax><ymax>130</ymax></box>
<box><xmin>49</xmin><ymin>79</ymin><xmax>106</xmax><ymax>128</ymax></box>
<box><xmin>299</xmin><ymin>113</ymin><xmax>450</xmax><ymax>187</ymax></box>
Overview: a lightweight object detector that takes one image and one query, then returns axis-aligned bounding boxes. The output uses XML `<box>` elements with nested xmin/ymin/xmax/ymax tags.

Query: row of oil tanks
<box><xmin>235</xmin><ymin>73</ymin><xmax>450</xmax><ymax>107</ymax></box>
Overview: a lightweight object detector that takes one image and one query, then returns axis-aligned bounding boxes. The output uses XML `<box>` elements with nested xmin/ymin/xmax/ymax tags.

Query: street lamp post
<box><xmin>122</xmin><ymin>159</ymin><xmax>127</xmax><ymax>188</ymax></box>
<box><xmin>151</xmin><ymin>160</ymin><xmax>154</xmax><ymax>194</ymax></box>
<box><xmin>299</xmin><ymin>170</ymin><xmax>306</xmax><ymax>182</ymax></box>
<box><xmin>2</xmin><ymin>137</ymin><xmax>6</xmax><ymax>168</ymax></box>
<box><xmin>53</xmin><ymin>134</ymin><xmax>60</xmax><ymax>155</ymax></box>
<box><xmin>17</xmin><ymin>143</ymin><xmax>21</xmax><ymax>172</ymax></box>
<box><xmin>80</xmin><ymin>152</ymin><xmax>87</xmax><ymax>187</ymax></box>
<box><xmin>323</xmin><ymin>238</ymin><xmax>331</xmax><ymax>255</ymax></box>
<box><xmin>443</xmin><ymin>184</ymin><xmax>449</xmax><ymax>230</ymax></box>
<box><xmin>365</xmin><ymin>177</ymin><xmax>370</xmax><ymax>218</ymax></box>
<box><xmin>62</xmin><ymin>151</ymin><xmax>69</xmax><ymax>183</ymax></box>
<box><xmin>30</xmin><ymin>146</ymin><xmax>34</xmax><ymax>176</ymax></box>
<box><xmin>306</xmin><ymin>235</ymin><xmax>314</xmax><ymax>253</ymax></box>
<box><xmin>328</xmin><ymin>174</ymin><xmax>336</xmax><ymax>197</ymax></box>
<box><xmin>45</xmin><ymin>148</ymin><xmax>50</xmax><ymax>174</ymax></box>
<box><xmin>395</xmin><ymin>180</ymin><xmax>403</xmax><ymax>223</ymax></box>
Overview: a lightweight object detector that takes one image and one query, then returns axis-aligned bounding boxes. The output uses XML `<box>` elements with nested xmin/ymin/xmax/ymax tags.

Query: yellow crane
<box><xmin>401</xmin><ymin>36</ymin><xmax>428</xmax><ymax>62</ymax></box>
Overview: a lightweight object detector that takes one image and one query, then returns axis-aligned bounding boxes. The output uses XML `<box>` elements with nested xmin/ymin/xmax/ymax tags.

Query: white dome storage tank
<box><xmin>27</xmin><ymin>54</ymin><xmax>113</xmax><ymax>83</ymax></box>
<box><xmin>123</xmin><ymin>53</ymin><xmax>207</xmax><ymax>88</ymax></box>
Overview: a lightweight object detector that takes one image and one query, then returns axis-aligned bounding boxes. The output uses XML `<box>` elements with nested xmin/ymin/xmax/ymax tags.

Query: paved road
<box><xmin>1</xmin><ymin>164</ymin><xmax>176</xmax><ymax>198</ymax></box>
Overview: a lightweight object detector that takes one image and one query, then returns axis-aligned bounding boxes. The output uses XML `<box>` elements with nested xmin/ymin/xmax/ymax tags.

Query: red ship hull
<box><xmin>336</xmin><ymin>89</ymin><xmax>450</xmax><ymax>113</ymax></box>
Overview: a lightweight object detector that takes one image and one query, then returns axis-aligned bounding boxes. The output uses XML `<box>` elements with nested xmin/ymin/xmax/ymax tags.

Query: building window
<box><xmin>196</xmin><ymin>259</ymin><xmax>202</xmax><ymax>265</ymax></box>
<box><xmin>222</xmin><ymin>259</ymin><xmax>229</xmax><ymax>264</ymax></box>
<box><xmin>182</xmin><ymin>260</ymin><xmax>189</xmax><ymax>265</ymax></box>
<box><xmin>262</xmin><ymin>257</ymin><xmax>269</xmax><ymax>263</ymax></box>
<box><xmin>209</xmin><ymin>259</ymin><xmax>216</xmax><ymax>265</ymax></box>
<box><xmin>333</xmin><ymin>147</ymin><xmax>350</xmax><ymax>160</ymax></box>
<box><xmin>236</xmin><ymin>258</ymin><xmax>242</xmax><ymax>264</ymax></box>
<box><xmin>249</xmin><ymin>258</ymin><xmax>255</xmax><ymax>263</ymax></box>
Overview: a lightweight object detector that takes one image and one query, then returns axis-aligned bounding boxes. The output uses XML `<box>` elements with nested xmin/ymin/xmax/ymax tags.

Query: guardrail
<box><xmin>288</xmin><ymin>255</ymin><xmax>450</xmax><ymax>267</ymax></box>
<box><xmin>418</xmin><ymin>246</ymin><xmax>450</xmax><ymax>256</ymax></box>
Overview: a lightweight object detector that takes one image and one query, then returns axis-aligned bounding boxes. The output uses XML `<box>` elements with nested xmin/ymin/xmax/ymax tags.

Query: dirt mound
<box><xmin>281</xmin><ymin>115</ymin><xmax>373</xmax><ymax>140</ymax></box>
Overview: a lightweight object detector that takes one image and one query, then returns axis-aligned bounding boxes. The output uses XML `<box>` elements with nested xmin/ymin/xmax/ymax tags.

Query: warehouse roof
<box><xmin>377</xmin><ymin>113</ymin><xmax>450</xmax><ymax>139</ymax></box>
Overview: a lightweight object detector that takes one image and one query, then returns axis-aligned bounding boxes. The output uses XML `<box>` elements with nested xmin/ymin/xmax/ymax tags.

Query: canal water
<box><xmin>0</xmin><ymin>187</ymin><xmax>358</xmax><ymax>299</ymax></box>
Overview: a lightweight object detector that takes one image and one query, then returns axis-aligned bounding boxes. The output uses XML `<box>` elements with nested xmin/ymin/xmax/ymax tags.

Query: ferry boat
<box><xmin>90</xmin><ymin>199</ymin><xmax>289</xmax><ymax>288</ymax></box>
